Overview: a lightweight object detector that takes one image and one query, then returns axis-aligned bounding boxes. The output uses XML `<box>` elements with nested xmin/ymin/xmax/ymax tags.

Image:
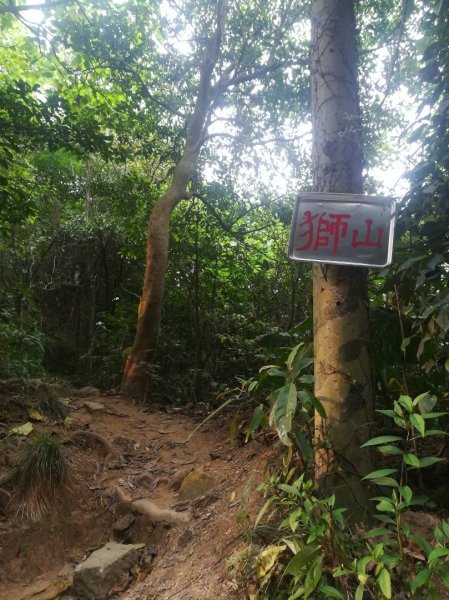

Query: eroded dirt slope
<box><xmin>0</xmin><ymin>385</ymin><xmax>272</xmax><ymax>600</ymax></box>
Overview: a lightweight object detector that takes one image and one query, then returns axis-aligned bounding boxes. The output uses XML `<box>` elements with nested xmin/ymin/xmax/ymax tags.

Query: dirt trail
<box><xmin>0</xmin><ymin>388</ymin><xmax>271</xmax><ymax>600</ymax></box>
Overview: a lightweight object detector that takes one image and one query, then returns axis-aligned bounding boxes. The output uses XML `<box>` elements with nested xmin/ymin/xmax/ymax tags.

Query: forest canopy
<box><xmin>0</xmin><ymin>0</ymin><xmax>447</xmax><ymax>405</ymax></box>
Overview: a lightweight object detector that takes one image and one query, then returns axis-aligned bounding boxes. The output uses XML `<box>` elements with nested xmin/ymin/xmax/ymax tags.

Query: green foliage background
<box><xmin>0</xmin><ymin>0</ymin><xmax>447</xmax><ymax>408</ymax></box>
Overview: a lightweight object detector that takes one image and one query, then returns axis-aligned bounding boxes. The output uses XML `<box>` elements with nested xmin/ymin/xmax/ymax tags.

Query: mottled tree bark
<box><xmin>311</xmin><ymin>0</ymin><xmax>373</xmax><ymax>521</ymax></box>
<box><xmin>121</xmin><ymin>1</ymin><xmax>227</xmax><ymax>399</ymax></box>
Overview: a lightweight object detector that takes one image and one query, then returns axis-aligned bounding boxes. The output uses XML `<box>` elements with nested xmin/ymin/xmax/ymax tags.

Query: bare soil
<box><xmin>0</xmin><ymin>381</ymin><xmax>274</xmax><ymax>600</ymax></box>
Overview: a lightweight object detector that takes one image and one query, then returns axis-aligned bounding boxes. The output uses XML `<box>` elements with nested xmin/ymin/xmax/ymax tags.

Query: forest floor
<box><xmin>0</xmin><ymin>380</ymin><xmax>275</xmax><ymax>600</ymax></box>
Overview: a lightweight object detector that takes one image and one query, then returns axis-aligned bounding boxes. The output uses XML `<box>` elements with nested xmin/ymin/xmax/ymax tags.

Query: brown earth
<box><xmin>0</xmin><ymin>381</ymin><xmax>275</xmax><ymax>600</ymax></box>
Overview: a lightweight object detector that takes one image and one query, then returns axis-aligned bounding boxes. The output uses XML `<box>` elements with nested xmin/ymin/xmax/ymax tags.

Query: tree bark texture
<box><xmin>311</xmin><ymin>0</ymin><xmax>374</xmax><ymax>521</ymax></box>
<box><xmin>121</xmin><ymin>1</ymin><xmax>227</xmax><ymax>399</ymax></box>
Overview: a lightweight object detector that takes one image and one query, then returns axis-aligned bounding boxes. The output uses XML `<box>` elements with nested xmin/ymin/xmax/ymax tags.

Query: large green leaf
<box><xmin>362</xmin><ymin>468</ymin><xmax>398</xmax><ymax>480</ymax></box>
<box><xmin>269</xmin><ymin>383</ymin><xmax>297</xmax><ymax>446</ymax></box>
<box><xmin>410</xmin><ymin>413</ymin><xmax>426</xmax><ymax>436</ymax></box>
<box><xmin>377</xmin><ymin>568</ymin><xmax>392</xmax><ymax>599</ymax></box>
<box><xmin>293</xmin><ymin>429</ymin><xmax>313</xmax><ymax>461</ymax></box>
<box><xmin>361</xmin><ymin>435</ymin><xmax>403</xmax><ymax>447</ymax></box>
<box><xmin>284</xmin><ymin>544</ymin><xmax>321</xmax><ymax>575</ymax></box>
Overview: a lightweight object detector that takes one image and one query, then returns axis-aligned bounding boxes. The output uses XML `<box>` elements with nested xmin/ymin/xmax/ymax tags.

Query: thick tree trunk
<box><xmin>121</xmin><ymin>1</ymin><xmax>227</xmax><ymax>399</ymax></box>
<box><xmin>311</xmin><ymin>0</ymin><xmax>374</xmax><ymax>521</ymax></box>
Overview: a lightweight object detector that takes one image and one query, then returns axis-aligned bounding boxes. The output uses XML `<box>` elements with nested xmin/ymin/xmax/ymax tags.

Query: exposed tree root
<box><xmin>66</xmin><ymin>431</ymin><xmax>114</xmax><ymax>461</ymax></box>
<box><xmin>112</xmin><ymin>486</ymin><xmax>189</xmax><ymax>525</ymax></box>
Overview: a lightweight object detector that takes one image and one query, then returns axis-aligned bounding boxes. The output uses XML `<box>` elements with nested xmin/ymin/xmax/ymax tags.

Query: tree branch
<box><xmin>0</xmin><ymin>0</ymin><xmax>72</xmax><ymax>14</ymax></box>
<box><xmin>189</xmin><ymin>192</ymin><xmax>274</xmax><ymax>240</ymax></box>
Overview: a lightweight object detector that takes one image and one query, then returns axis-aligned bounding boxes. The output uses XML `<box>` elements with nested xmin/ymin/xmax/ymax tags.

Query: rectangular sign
<box><xmin>288</xmin><ymin>193</ymin><xmax>396</xmax><ymax>268</ymax></box>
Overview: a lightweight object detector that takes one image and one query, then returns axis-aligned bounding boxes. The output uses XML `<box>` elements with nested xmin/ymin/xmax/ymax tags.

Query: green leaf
<box><xmin>361</xmin><ymin>435</ymin><xmax>403</xmax><ymax>447</ymax></box>
<box><xmin>376</xmin><ymin>500</ymin><xmax>396</xmax><ymax>513</ymax></box>
<box><xmin>254</xmin><ymin>497</ymin><xmax>275</xmax><ymax>529</ymax></box>
<box><xmin>294</xmin><ymin>429</ymin><xmax>313</xmax><ymax>461</ymax></box>
<box><xmin>298</xmin><ymin>374</ymin><xmax>314</xmax><ymax>384</ymax></box>
<box><xmin>419</xmin><ymin>457</ymin><xmax>444</xmax><ymax>468</ymax></box>
<box><xmin>267</xmin><ymin>368</ymin><xmax>288</xmax><ymax>378</ymax></box>
<box><xmin>428</xmin><ymin>547</ymin><xmax>449</xmax><ymax>563</ymax></box>
<box><xmin>373</xmin><ymin>477</ymin><xmax>398</xmax><ymax>487</ymax></box>
<box><xmin>434</xmin><ymin>527</ymin><xmax>445</xmax><ymax>546</ymax></box>
<box><xmin>288</xmin><ymin>586</ymin><xmax>305</xmax><ymax>599</ymax></box>
<box><xmin>286</xmin><ymin>343</ymin><xmax>304</xmax><ymax>370</ymax></box>
<box><xmin>247</xmin><ymin>404</ymin><xmax>265</xmax><ymax>436</ymax></box>
<box><xmin>442</xmin><ymin>520</ymin><xmax>449</xmax><ymax>539</ymax></box>
<box><xmin>317</xmin><ymin>585</ymin><xmax>344</xmax><ymax>599</ymax></box>
<box><xmin>288</xmin><ymin>318</ymin><xmax>312</xmax><ymax>336</ymax></box>
<box><xmin>411</xmin><ymin>568</ymin><xmax>431</xmax><ymax>591</ymax></box>
<box><xmin>278</xmin><ymin>483</ymin><xmax>301</xmax><ymax>496</ymax></box>
<box><xmin>374</xmin><ymin>514</ymin><xmax>395</xmax><ymax>525</ymax></box>
<box><xmin>398</xmin><ymin>395</ymin><xmax>413</xmax><ymax>412</ymax></box>
<box><xmin>284</xmin><ymin>544</ymin><xmax>321</xmax><ymax>575</ymax></box>
<box><xmin>422</xmin><ymin>412</ymin><xmax>449</xmax><ymax>419</ymax></box>
<box><xmin>399</xmin><ymin>485</ymin><xmax>413</xmax><ymax>505</ymax></box>
<box><xmin>445</xmin><ymin>358</ymin><xmax>449</xmax><ymax>373</ymax></box>
<box><xmin>362</xmin><ymin>468</ymin><xmax>398</xmax><ymax>480</ymax></box>
<box><xmin>376</xmin><ymin>409</ymin><xmax>397</xmax><ymax>418</ymax></box>
<box><xmin>355</xmin><ymin>583</ymin><xmax>365</xmax><ymax>600</ymax></box>
<box><xmin>410</xmin><ymin>413</ymin><xmax>426</xmax><ymax>436</ymax></box>
<box><xmin>248</xmin><ymin>380</ymin><xmax>258</xmax><ymax>392</ymax></box>
<box><xmin>414</xmin><ymin>392</ymin><xmax>436</xmax><ymax>414</ymax></box>
<box><xmin>377</xmin><ymin>445</ymin><xmax>404</xmax><ymax>455</ymax></box>
<box><xmin>364</xmin><ymin>527</ymin><xmax>392</xmax><ymax>538</ymax></box>
<box><xmin>401</xmin><ymin>336</ymin><xmax>412</xmax><ymax>351</ymax></box>
<box><xmin>311</xmin><ymin>394</ymin><xmax>326</xmax><ymax>418</ymax></box>
<box><xmin>403</xmin><ymin>453</ymin><xmax>421</xmax><ymax>467</ymax></box>
<box><xmin>269</xmin><ymin>383</ymin><xmax>297</xmax><ymax>446</ymax></box>
<box><xmin>377</xmin><ymin>568</ymin><xmax>392</xmax><ymax>599</ymax></box>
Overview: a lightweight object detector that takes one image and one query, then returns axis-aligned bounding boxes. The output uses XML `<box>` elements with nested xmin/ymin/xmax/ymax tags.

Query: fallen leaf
<box><xmin>10</xmin><ymin>422</ymin><xmax>33</xmax><ymax>436</ymax></box>
<box><xmin>256</xmin><ymin>545</ymin><xmax>286</xmax><ymax>579</ymax></box>
<box><xmin>28</xmin><ymin>408</ymin><xmax>46</xmax><ymax>422</ymax></box>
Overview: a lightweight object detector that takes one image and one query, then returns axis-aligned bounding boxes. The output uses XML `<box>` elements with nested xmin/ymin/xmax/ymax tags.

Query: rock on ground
<box><xmin>72</xmin><ymin>542</ymin><xmax>139</xmax><ymax>600</ymax></box>
<box><xmin>178</xmin><ymin>469</ymin><xmax>216</xmax><ymax>501</ymax></box>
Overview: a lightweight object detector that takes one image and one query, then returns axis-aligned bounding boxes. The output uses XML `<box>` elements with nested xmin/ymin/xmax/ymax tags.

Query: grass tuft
<box><xmin>38</xmin><ymin>396</ymin><xmax>68</xmax><ymax>421</ymax></box>
<box><xmin>17</xmin><ymin>432</ymin><xmax>71</xmax><ymax>521</ymax></box>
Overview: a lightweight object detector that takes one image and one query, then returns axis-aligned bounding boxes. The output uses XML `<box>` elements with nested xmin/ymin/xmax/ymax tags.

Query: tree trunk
<box><xmin>121</xmin><ymin>1</ymin><xmax>227</xmax><ymax>399</ymax></box>
<box><xmin>311</xmin><ymin>0</ymin><xmax>374</xmax><ymax>521</ymax></box>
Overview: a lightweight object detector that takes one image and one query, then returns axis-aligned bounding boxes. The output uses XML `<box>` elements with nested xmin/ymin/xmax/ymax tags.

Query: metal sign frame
<box><xmin>288</xmin><ymin>192</ymin><xmax>396</xmax><ymax>268</ymax></box>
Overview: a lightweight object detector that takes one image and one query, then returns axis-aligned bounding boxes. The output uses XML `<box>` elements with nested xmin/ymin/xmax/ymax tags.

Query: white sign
<box><xmin>288</xmin><ymin>193</ymin><xmax>396</xmax><ymax>268</ymax></box>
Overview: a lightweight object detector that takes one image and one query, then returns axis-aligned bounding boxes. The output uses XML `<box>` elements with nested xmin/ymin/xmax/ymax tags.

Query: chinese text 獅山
<box><xmin>296</xmin><ymin>211</ymin><xmax>384</xmax><ymax>256</ymax></box>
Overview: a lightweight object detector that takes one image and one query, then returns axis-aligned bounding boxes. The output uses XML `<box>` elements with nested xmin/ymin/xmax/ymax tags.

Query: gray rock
<box><xmin>178</xmin><ymin>469</ymin><xmax>216</xmax><ymax>501</ymax></box>
<box><xmin>72</xmin><ymin>542</ymin><xmax>139</xmax><ymax>599</ymax></box>
<box><xmin>83</xmin><ymin>400</ymin><xmax>105</xmax><ymax>412</ymax></box>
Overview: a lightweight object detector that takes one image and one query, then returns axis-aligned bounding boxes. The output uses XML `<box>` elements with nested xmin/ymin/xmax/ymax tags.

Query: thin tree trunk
<box><xmin>121</xmin><ymin>1</ymin><xmax>227</xmax><ymax>399</ymax></box>
<box><xmin>311</xmin><ymin>0</ymin><xmax>374</xmax><ymax>522</ymax></box>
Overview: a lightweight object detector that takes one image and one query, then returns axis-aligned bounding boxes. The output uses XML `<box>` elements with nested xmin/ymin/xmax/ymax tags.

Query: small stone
<box><xmin>72</xmin><ymin>542</ymin><xmax>139</xmax><ymax>600</ymax></box>
<box><xmin>112</xmin><ymin>514</ymin><xmax>135</xmax><ymax>533</ymax></box>
<box><xmin>178</xmin><ymin>469</ymin><xmax>217</xmax><ymax>501</ymax></box>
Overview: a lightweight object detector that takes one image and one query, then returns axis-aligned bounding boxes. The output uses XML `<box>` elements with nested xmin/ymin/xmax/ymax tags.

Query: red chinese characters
<box><xmin>296</xmin><ymin>211</ymin><xmax>384</xmax><ymax>256</ymax></box>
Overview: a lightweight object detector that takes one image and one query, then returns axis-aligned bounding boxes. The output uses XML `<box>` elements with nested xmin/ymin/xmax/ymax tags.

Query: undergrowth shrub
<box><xmin>0</xmin><ymin>308</ymin><xmax>45</xmax><ymax>378</ymax></box>
<box><xmin>234</xmin><ymin>391</ymin><xmax>449</xmax><ymax>599</ymax></box>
